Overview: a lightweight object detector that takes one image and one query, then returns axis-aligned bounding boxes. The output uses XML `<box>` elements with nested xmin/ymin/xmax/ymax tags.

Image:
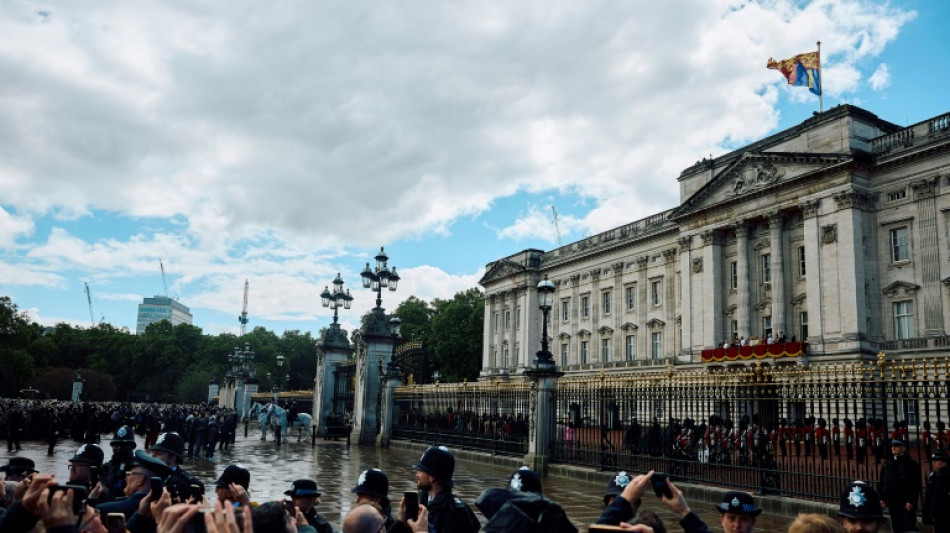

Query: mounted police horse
<box><xmin>249</xmin><ymin>402</ymin><xmax>271</xmax><ymax>441</ymax></box>
<box><xmin>266</xmin><ymin>403</ymin><xmax>312</xmax><ymax>442</ymax></box>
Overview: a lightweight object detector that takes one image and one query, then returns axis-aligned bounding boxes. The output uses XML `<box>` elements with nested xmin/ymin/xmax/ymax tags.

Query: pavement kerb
<box><xmin>387</xmin><ymin>440</ymin><xmax>840</xmax><ymax>521</ymax></box>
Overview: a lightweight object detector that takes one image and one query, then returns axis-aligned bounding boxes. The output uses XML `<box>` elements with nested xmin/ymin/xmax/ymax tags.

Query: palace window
<box><xmin>505</xmin><ymin>310</ymin><xmax>511</xmax><ymax>330</ymax></box>
<box><xmin>561</xmin><ymin>300</ymin><xmax>570</xmax><ymax>322</ymax></box>
<box><xmin>798</xmin><ymin>246</ymin><xmax>806</xmax><ymax>277</ymax></box>
<box><xmin>651</xmin><ymin>332</ymin><xmax>662</xmax><ymax>359</ymax></box>
<box><xmin>561</xmin><ymin>344</ymin><xmax>568</xmax><ymax>366</ymax></box>
<box><xmin>602</xmin><ymin>338</ymin><xmax>611</xmax><ymax>362</ymax></box>
<box><xmin>730</xmin><ymin>261</ymin><xmax>738</xmax><ymax>289</ymax></box>
<box><xmin>503</xmin><ymin>348</ymin><xmax>509</xmax><ymax>367</ymax></box>
<box><xmin>800</xmin><ymin>312</ymin><xmax>808</xmax><ymax>341</ymax></box>
<box><xmin>626</xmin><ymin>286</ymin><xmax>636</xmax><ymax>310</ymax></box>
<box><xmin>763</xmin><ymin>316</ymin><xmax>772</xmax><ymax>338</ymax></box>
<box><xmin>515</xmin><ymin>307</ymin><xmax>521</xmax><ymax>329</ymax></box>
<box><xmin>625</xmin><ymin>335</ymin><xmax>636</xmax><ymax>361</ymax></box>
<box><xmin>602</xmin><ymin>291</ymin><xmax>611</xmax><ymax>315</ymax></box>
<box><xmin>761</xmin><ymin>254</ymin><xmax>771</xmax><ymax>283</ymax></box>
<box><xmin>651</xmin><ymin>281</ymin><xmax>661</xmax><ymax>306</ymax></box>
<box><xmin>581</xmin><ymin>296</ymin><xmax>590</xmax><ymax>319</ymax></box>
<box><xmin>581</xmin><ymin>341</ymin><xmax>589</xmax><ymax>364</ymax></box>
<box><xmin>891</xmin><ymin>227</ymin><xmax>909</xmax><ymax>262</ymax></box>
<box><xmin>894</xmin><ymin>301</ymin><xmax>914</xmax><ymax>339</ymax></box>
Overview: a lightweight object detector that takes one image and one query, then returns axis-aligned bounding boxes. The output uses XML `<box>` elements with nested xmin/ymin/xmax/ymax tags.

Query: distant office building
<box><xmin>136</xmin><ymin>296</ymin><xmax>193</xmax><ymax>334</ymax></box>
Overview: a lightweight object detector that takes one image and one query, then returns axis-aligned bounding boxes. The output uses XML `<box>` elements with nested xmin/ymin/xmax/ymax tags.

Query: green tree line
<box><xmin>0</xmin><ymin>288</ymin><xmax>485</xmax><ymax>402</ymax></box>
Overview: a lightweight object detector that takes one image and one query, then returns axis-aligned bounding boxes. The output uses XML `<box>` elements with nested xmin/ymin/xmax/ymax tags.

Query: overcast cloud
<box><xmin>0</xmin><ymin>0</ymin><xmax>917</xmax><ymax>329</ymax></box>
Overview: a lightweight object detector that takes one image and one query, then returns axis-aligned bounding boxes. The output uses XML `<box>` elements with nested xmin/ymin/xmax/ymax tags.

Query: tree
<box><xmin>428</xmin><ymin>288</ymin><xmax>484</xmax><ymax>382</ymax></box>
<box><xmin>176</xmin><ymin>369</ymin><xmax>213</xmax><ymax>403</ymax></box>
<box><xmin>394</xmin><ymin>296</ymin><xmax>432</xmax><ymax>343</ymax></box>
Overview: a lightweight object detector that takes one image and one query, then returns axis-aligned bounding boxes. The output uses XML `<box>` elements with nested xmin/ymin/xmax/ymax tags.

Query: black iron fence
<box><xmin>392</xmin><ymin>379</ymin><xmax>532</xmax><ymax>456</ymax></box>
<box><xmin>551</xmin><ymin>355</ymin><xmax>948</xmax><ymax>503</ymax></box>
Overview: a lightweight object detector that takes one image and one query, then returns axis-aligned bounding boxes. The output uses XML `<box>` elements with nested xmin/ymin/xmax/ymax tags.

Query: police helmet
<box><xmin>69</xmin><ymin>444</ymin><xmax>105</xmax><ymax>468</ymax></box>
<box><xmin>351</xmin><ymin>469</ymin><xmax>389</xmax><ymax>500</ymax></box>
<box><xmin>604</xmin><ymin>471</ymin><xmax>632</xmax><ymax>505</ymax></box>
<box><xmin>111</xmin><ymin>425</ymin><xmax>137</xmax><ymax>448</ymax></box>
<box><xmin>150</xmin><ymin>432</ymin><xmax>185</xmax><ymax>459</ymax></box>
<box><xmin>837</xmin><ymin>481</ymin><xmax>883</xmax><ymax>520</ymax></box>
<box><xmin>508</xmin><ymin>466</ymin><xmax>542</xmax><ymax>494</ymax></box>
<box><xmin>412</xmin><ymin>446</ymin><xmax>455</xmax><ymax>487</ymax></box>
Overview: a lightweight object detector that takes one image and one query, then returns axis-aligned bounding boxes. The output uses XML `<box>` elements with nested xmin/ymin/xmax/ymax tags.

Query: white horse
<box><xmin>266</xmin><ymin>404</ymin><xmax>313</xmax><ymax>442</ymax></box>
<box><xmin>249</xmin><ymin>402</ymin><xmax>271</xmax><ymax>441</ymax></box>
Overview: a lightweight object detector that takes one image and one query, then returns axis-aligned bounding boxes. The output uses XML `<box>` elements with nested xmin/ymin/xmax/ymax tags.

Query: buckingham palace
<box><xmin>478</xmin><ymin>104</ymin><xmax>950</xmax><ymax>378</ymax></box>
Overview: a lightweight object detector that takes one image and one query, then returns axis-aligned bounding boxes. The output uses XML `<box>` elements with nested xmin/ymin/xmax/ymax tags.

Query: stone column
<box><xmin>207</xmin><ymin>381</ymin><xmax>220</xmax><ymax>405</ymax></box>
<box><xmin>832</xmin><ymin>192</ymin><xmax>870</xmax><ymax>345</ymax></box>
<box><xmin>315</xmin><ymin>324</ymin><xmax>353</xmax><ymax>436</ymax></box>
<box><xmin>769</xmin><ymin>212</ymin><xmax>787</xmax><ymax>337</ymax></box>
<box><xmin>351</xmin><ymin>308</ymin><xmax>394</xmax><ymax>446</ymax></box>
<box><xmin>523</xmin><ymin>286</ymin><xmax>541</xmax><ymax>372</ymax></box>
<box><xmin>736</xmin><ymin>221</ymin><xmax>751</xmax><ymax>340</ymax></box>
<box><xmin>71</xmin><ymin>374</ymin><xmax>84</xmax><ymax>402</ymax></box>
<box><xmin>701</xmin><ymin>230</ymin><xmax>723</xmax><ymax>347</ymax></box>
<box><xmin>376</xmin><ymin>371</ymin><xmax>402</xmax><ymax>447</ymax></box>
<box><xmin>480</xmin><ymin>294</ymin><xmax>493</xmax><ymax>375</ymax></box>
<box><xmin>678</xmin><ymin>236</ymin><xmax>693</xmax><ymax>359</ymax></box>
<box><xmin>612</xmin><ymin>262</ymin><xmax>626</xmax><ymax>362</ymax></box>
<box><xmin>913</xmin><ymin>178</ymin><xmax>945</xmax><ymax>335</ymax></box>
<box><xmin>801</xmin><ymin>200</ymin><xmax>823</xmax><ymax>347</ymax></box>
<box><xmin>636</xmin><ymin>255</ymin><xmax>649</xmax><ymax>358</ymax></box>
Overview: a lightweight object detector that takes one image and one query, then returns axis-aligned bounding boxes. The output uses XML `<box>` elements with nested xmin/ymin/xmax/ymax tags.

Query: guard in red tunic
<box><xmin>804</xmin><ymin>416</ymin><xmax>815</xmax><ymax>457</ymax></box>
<box><xmin>856</xmin><ymin>418</ymin><xmax>868</xmax><ymax>463</ymax></box>
<box><xmin>831</xmin><ymin>418</ymin><xmax>841</xmax><ymax>457</ymax></box>
<box><xmin>816</xmin><ymin>418</ymin><xmax>830</xmax><ymax>460</ymax></box>
<box><xmin>844</xmin><ymin>418</ymin><xmax>855</xmax><ymax>460</ymax></box>
<box><xmin>777</xmin><ymin>418</ymin><xmax>788</xmax><ymax>457</ymax></box>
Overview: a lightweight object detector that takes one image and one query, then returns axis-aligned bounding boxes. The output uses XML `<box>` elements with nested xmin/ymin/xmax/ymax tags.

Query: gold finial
<box><xmin>876</xmin><ymin>351</ymin><xmax>887</xmax><ymax>373</ymax></box>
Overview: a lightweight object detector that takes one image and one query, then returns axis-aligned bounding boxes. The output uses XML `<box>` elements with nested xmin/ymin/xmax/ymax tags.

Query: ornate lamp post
<box><xmin>273</xmin><ymin>355</ymin><xmax>285</xmax><ymax>404</ymax></box>
<box><xmin>321</xmin><ymin>273</ymin><xmax>354</xmax><ymax>323</ymax></box>
<box><xmin>535</xmin><ymin>277</ymin><xmax>557</xmax><ymax>369</ymax></box>
<box><xmin>361</xmin><ymin>247</ymin><xmax>400</xmax><ymax>309</ymax></box>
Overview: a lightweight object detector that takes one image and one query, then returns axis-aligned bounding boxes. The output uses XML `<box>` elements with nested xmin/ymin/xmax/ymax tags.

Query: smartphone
<box><xmin>104</xmin><ymin>513</ymin><xmax>126</xmax><ymax>533</ymax></box>
<box><xmin>404</xmin><ymin>491</ymin><xmax>419</xmax><ymax>522</ymax></box>
<box><xmin>150</xmin><ymin>476</ymin><xmax>164</xmax><ymax>500</ymax></box>
<box><xmin>651</xmin><ymin>472</ymin><xmax>673</xmax><ymax>499</ymax></box>
<box><xmin>284</xmin><ymin>500</ymin><xmax>296</xmax><ymax>516</ymax></box>
<box><xmin>47</xmin><ymin>484</ymin><xmax>89</xmax><ymax>515</ymax></box>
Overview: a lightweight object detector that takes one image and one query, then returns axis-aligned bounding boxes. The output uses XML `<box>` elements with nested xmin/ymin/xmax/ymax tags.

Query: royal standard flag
<box><xmin>767</xmin><ymin>51</ymin><xmax>821</xmax><ymax>96</ymax></box>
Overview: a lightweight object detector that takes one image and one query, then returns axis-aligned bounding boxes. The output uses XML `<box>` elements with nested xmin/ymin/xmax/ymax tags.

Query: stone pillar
<box><xmin>71</xmin><ymin>374</ymin><xmax>84</xmax><ymax>403</ymax></box>
<box><xmin>524</xmin><ymin>366</ymin><xmax>562</xmax><ymax>473</ymax></box>
<box><xmin>663</xmin><ymin>248</ymin><xmax>677</xmax><ymax>359</ymax></box>
<box><xmin>207</xmin><ymin>381</ymin><xmax>220</xmax><ymax>405</ymax></box>
<box><xmin>314</xmin><ymin>324</ymin><xmax>353</xmax><ymax>436</ymax></box>
<box><xmin>636</xmin><ymin>255</ymin><xmax>649</xmax><ymax>358</ymax></box>
<box><xmin>523</xmin><ymin>286</ymin><xmax>541</xmax><ymax>371</ymax></box>
<box><xmin>801</xmin><ymin>199</ymin><xmax>823</xmax><ymax>348</ymax></box>
<box><xmin>769</xmin><ymin>212</ymin><xmax>787</xmax><ymax>337</ymax></box>
<box><xmin>913</xmin><ymin>178</ymin><xmax>944</xmax><ymax>335</ymax></box>
<box><xmin>241</xmin><ymin>381</ymin><xmax>258</xmax><ymax>417</ymax></box>
<box><xmin>736</xmin><ymin>221</ymin><xmax>751</xmax><ymax>340</ymax></box>
<box><xmin>376</xmin><ymin>372</ymin><xmax>402</xmax><ymax>447</ymax></box>
<box><xmin>678</xmin><ymin>236</ymin><xmax>693</xmax><ymax>359</ymax></box>
<box><xmin>701</xmin><ymin>230</ymin><xmax>723</xmax><ymax>347</ymax></box>
<box><xmin>480</xmin><ymin>294</ymin><xmax>494</xmax><ymax>377</ymax></box>
<box><xmin>832</xmin><ymin>191</ymin><xmax>872</xmax><ymax>345</ymax></box>
<box><xmin>351</xmin><ymin>308</ymin><xmax>394</xmax><ymax>446</ymax></box>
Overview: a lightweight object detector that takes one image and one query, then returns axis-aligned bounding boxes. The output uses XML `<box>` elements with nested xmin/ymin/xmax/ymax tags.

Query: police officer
<box><xmin>100</xmin><ymin>425</ymin><xmax>137</xmax><ymax>502</ymax></box>
<box><xmin>148</xmin><ymin>431</ymin><xmax>205</xmax><ymax>501</ymax></box>
<box><xmin>878</xmin><ymin>438</ymin><xmax>920</xmax><ymax>532</ymax></box>
<box><xmin>396</xmin><ymin>445</ymin><xmax>479</xmax><ymax>533</ymax></box>
<box><xmin>213</xmin><ymin>464</ymin><xmax>252</xmax><ymax>507</ymax></box>
<box><xmin>923</xmin><ymin>449</ymin><xmax>950</xmax><ymax>530</ymax></box>
<box><xmin>285</xmin><ymin>479</ymin><xmax>333</xmax><ymax>533</ymax></box>
<box><xmin>68</xmin><ymin>443</ymin><xmax>105</xmax><ymax>492</ymax></box>
<box><xmin>838</xmin><ymin>480</ymin><xmax>885</xmax><ymax>533</ymax></box>
<box><xmin>97</xmin><ymin>450</ymin><xmax>172</xmax><ymax>520</ymax></box>
<box><xmin>351</xmin><ymin>468</ymin><xmax>396</xmax><ymax>529</ymax></box>
<box><xmin>6</xmin><ymin>404</ymin><xmax>25</xmax><ymax>452</ymax></box>
<box><xmin>475</xmin><ymin>466</ymin><xmax>574</xmax><ymax>533</ymax></box>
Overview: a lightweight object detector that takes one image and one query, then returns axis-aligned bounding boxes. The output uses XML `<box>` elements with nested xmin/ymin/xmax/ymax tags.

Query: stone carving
<box><xmin>700</xmin><ymin>230</ymin><xmax>717</xmax><ymax>246</ymax></box>
<box><xmin>590</xmin><ymin>268</ymin><xmax>601</xmax><ymax>281</ymax></box>
<box><xmin>678</xmin><ymin>235</ymin><xmax>692</xmax><ymax>251</ymax></box>
<box><xmin>612</xmin><ymin>262</ymin><xmax>625</xmax><ymax>275</ymax></box>
<box><xmin>821</xmin><ymin>224</ymin><xmax>837</xmax><ymax>244</ymax></box>
<box><xmin>882</xmin><ymin>281</ymin><xmax>920</xmax><ymax>297</ymax></box>
<box><xmin>729</xmin><ymin>161</ymin><xmax>783</xmax><ymax>195</ymax></box>
<box><xmin>734</xmin><ymin>220</ymin><xmax>749</xmax><ymax>238</ymax></box>
<box><xmin>833</xmin><ymin>190</ymin><xmax>878</xmax><ymax>211</ymax></box>
<box><xmin>636</xmin><ymin>256</ymin><xmax>650</xmax><ymax>269</ymax></box>
<box><xmin>692</xmin><ymin>257</ymin><xmax>703</xmax><ymax>273</ymax></box>
<box><xmin>645</xmin><ymin>318</ymin><xmax>666</xmax><ymax>329</ymax></box>
<box><xmin>800</xmin><ymin>199</ymin><xmax>820</xmax><ymax>219</ymax></box>
<box><xmin>662</xmin><ymin>249</ymin><xmax>677</xmax><ymax>261</ymax></box>
<box><xmin>912</xmin><ymin>177</ymin><xmax>938</xmax><ymax>199</ymax></box>
<box><xmin>570</xmin><ymin>274</ymin><xmax>581</xmax><ymax>286</ymax></box>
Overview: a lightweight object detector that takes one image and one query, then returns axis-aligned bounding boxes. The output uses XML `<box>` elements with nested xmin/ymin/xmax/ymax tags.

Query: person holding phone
<box><xmin>96</xmin><ymin>450</ymin><xmax>171</xmax><ymax>520</ymax></box>
<box><xmin>284</xmin><ymin>479</ymin><xmax>332</xmax><ymax>533</ymax></box>
<box><xmin>394</xmin><ymin>445</ymin><xmax>479</xmax><ymax>533</ymax></box>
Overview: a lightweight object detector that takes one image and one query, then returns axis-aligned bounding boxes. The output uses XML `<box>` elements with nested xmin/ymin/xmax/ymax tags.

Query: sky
<box><xmin>1</xmin><ymin>0</ymin><xmax>947</xmax><ymax>339</ymax></box>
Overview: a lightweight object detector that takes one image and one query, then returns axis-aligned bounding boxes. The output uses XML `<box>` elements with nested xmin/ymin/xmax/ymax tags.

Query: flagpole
<box><xmin>817</xmin><ymin>40</ymin><xmax>823</xmax><ymax>113</ymax></box>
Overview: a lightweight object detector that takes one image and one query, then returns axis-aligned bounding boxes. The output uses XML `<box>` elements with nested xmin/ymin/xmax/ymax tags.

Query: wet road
<box><xmin>9</xmin><ymin>430</ymin><xmax>824</xmax><ymax>532</ymax></box>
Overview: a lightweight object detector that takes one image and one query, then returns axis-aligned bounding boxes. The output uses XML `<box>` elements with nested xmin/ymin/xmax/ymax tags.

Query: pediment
<box><xmin>754</xmin><ymin>298</ymin><xmax>772</xmax><ymax>311</ymax></box>
<box><xmin>645</xmin><ymin>318</ymin><xmax>666</xmax><ymax>329</ymax></box>
<box><xmin>882</xmin><ymin>281</ymin><xmax>920</xmax><ymax>297</ymax></box>
<box><xmin>598</xmin><ymin>326</ymin><xmax>614</xmax><ymax>336</ymax></box>
<box><xmin>620</xmin><ymin>322</ymin><xmax>638</xmax><ymax>332</ymax></box>
<box><xmin>577</xmin><ymin>329</ymin><xmax>592</xmax><ymax>338</ymax></box>
<box><xmin>479</xmin><ymin>259</ymin><xmax>526</xmax><ymax>285</ymax></box>
<box><xmin>558</xmin><ymin>332</ymin><xmax>572</xmax><ymax>340</ymax></box>
<box><xmin>672</xmin><ymin>152</ymin><xmax>851</xmax><ymax>218</ymax></box>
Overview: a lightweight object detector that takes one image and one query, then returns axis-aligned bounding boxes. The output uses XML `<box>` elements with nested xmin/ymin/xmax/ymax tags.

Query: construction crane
<box><xmin>551</xmin><ymin>206</ymin><xmax>564</xmax><ymax>246</ymax></box>
<box><xmin>83</xmin><ymin>282</ymin><xmax>105</xmax><ymax>326</ymax></box>
<box><xmin>84</xmin><ymin>282</ymin><xmax>95</xmax><ymax>327</ymax></box>
<box><xmin>239</xmin><ymin>279</ymin><xmax>249</xmax><ymax>337</ymax></box>
<box><xmin>160</xmin><ymin>260</ymin><xmax>170</xmax><ymax>297</ymax></box>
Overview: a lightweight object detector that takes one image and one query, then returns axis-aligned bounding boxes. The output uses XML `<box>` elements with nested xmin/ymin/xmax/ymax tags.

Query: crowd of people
<box><xmin>2</xmin><ymin>397</ymin><xmax>949</xmax><ymax>533</ymax></box>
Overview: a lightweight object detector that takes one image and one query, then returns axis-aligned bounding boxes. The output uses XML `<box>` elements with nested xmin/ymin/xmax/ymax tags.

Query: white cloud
<box><xmin>0</xmin><ymin>207</ymin><xmax>34</xmax><ymax>248</ymax></box>
<box><xmin>869</xmin><ymin>63</ymin><xmax>891</xmax><ymax>91</ymax></box>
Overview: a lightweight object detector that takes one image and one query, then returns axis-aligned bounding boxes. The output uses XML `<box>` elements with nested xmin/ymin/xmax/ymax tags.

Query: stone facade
<box><xmin>479</xmin><ymin>105</ymin><xmax>950</xmax><ymax>377</ymax></box>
